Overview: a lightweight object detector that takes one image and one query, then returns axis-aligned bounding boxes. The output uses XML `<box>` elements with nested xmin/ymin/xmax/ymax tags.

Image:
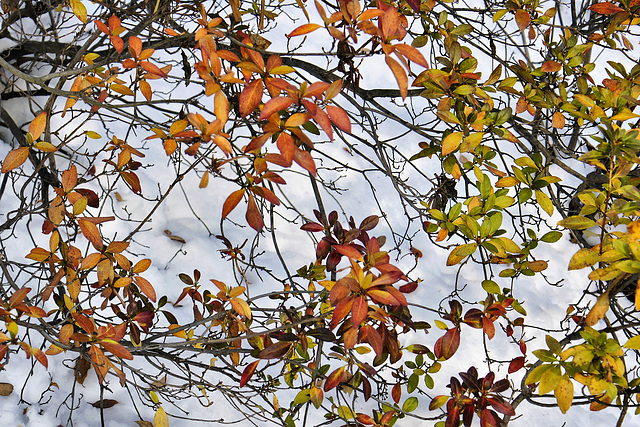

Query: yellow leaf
<box><xmin>554</xmin><ymin>375</ymin><xmax>574</xmax><ymax>414</ymax></box>
<box><xmin>154</xmin><ymin>406</ymin><xmax>169</xmax><ymax>427</ymax></box>
<box><xmin>85</xmin><ymin>131</ymin><xmax>101</xmax><ymax>139</ymax></box>
<box><xmin>441</xmin><ymin>132</ymin><xmax>463</xmax><ymax>156</ymax></box>
<box><xmin>111</xmin><ymin>83</ymin><xmax>134</xmax><ymax>96</ymax></box>
<box><xmin>610</xmin><ymin>110</ymin><xmax>639</xmax><ymax>121</ymax></box>
<box><xmin>623</xmin><ymin>335</ymin><xmax>640</xmax><ymax>349</ymax></box>
<box><xmin>459</xmin><ymin>132</ymin><xmax>484</xmax><ymax>152</ymax></box>
<box><xmin>33</xmin><ymin>141</ymin><xmax>57</xmax><ymax>152</ymax></box>
<box><xmin>536</xmin><ymin>190</ymin><xmax>554</xmax><ymax>216</ymax></box>
<box><xmin>568</xmin><ymin>248</ymin><xmax>599</xmax><ymax>270</ymax></box>
<box><xmin>69</xmin><ymin>0</ymin><xmax>87</xmax><ymax>23</ymax></box>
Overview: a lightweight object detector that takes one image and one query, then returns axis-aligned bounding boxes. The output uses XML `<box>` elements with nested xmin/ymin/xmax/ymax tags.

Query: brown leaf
<box><xmin>258</xmin><ymin>342</ymin><xmax>291</xmax><ymax>359</ymax></box>
<box><xmin>90</xmin><ymin>399</ymin><xmax>119</xmax><ymax>409</ymax></box>
<box><xmin>515</xmin><ymin>9</ymin><xmax>531</xmax><ymax>32</ymax></box>
<box><xmin>0</xmin><ymin>382</ymin><xmax>13</xmax><ymax>396</ymax></box>
<box><xmin>541</xmin><ymin>60</ymin><xmax>562</xmax><ymax>73</ymax></box>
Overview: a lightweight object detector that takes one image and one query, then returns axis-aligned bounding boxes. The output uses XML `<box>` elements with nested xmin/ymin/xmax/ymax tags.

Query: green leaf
<box><xmin>540</xmin><ymin>231</ymin><xmax>563</xmax><ymax>243</ymax></box>
<box><xmin>403</xmin><ymin>396</ymin><xmax>419</xmax><ymax>412</ymax></box>
<box><xmin>482</xmin><ymin>280</ymin><xmax>501</xmax><ymax>294</ymax></box>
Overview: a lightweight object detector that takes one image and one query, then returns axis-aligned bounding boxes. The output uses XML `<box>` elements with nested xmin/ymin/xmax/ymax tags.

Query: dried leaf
<box><xmin>0</xmin><ymin>382</ymin><xmax>13</xmax><ymax>396</ymax></box>
<box><xmin>90</xmin><ymin>399</ymin><xmax>119</xmax><ymax>409</ymax></box>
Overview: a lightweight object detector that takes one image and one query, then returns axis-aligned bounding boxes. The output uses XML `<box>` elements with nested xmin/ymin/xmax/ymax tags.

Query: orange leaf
<box><xmin>515</xmin><ymin>9</ymin><xmax>531</xmax><ymax>32</ymax></box>
<box><xmin>214</xmin><ymin>90</ymin><xmax>230</xmax><ymax>125</ymax></box>
<box><xmin>293</xmin><ymin>147</ymin><xmax>316</xmax><ymax>175</ymax></box>
<box><xmin>135</xmin><ymin>276</ymin><xmax>157</xmax><ymax>302</ymax></box>
<box><xmin>139</xmin><ymin>80</ymin><xmax>152</xmax><ymax>101</ymax></box>
<box><xmin>240</xmin><ymin>360</ymin><xmax>260</xmax><ymax>387</ymax></box>
<box><xmin>394</xmin><ymin>44</ymin><xmax>428</xmax><ymax>68</ymax></box>
<box><xmin>441</xmin><ymin>131</ymin><xmax>463</xmax><ymax>156</ymax></box>
<box><xmin>246</xmin><ymin>194</ymin><xmax>264</xmax><ymax>231</ymax></box>
<box><xmin>552</xmin><ymin>111</ymin><xmax>566</xmax><ymax>129</ymax></box>
<box><xmin>1</xmin><ymin>147</ymin><xmax>29</xmax><ymax>173</ymax></box>
<box><xmin>140</xmin><ymin>61</ymin><xmax>167</xmax><ymax>78</ymax></box>
<box><xmin>385</xmin><ymin>55</ymin><xmax>407</xmax><ymax>99</ymax></box>
<box><xmin>128</xmin><ymin>35</ymin><xmax>142</xmax><ymax>57</ymax></box>
<box><xmin>259</xmin><ymin>96</ymin><xmax>294</xmax><ymax>121</ymax></box>
<box><xmin>78</xmin><ymin>219</ymin><xmax>103</xmax><ymax>250</ymax></box>
<box><xmin>29</xmin><ymin>112</ymin><xmax>47</xmax><ymax>140</ymax></box>
<box><xmin>589</xmin><ymin>2</ymin><xmax>625</xmax><ymax>14</ymax></box>
<box><xmin>99</xmin><ymin>339</ymin><xmax>133</xmax><ymax>360</ymax></box>
<box><xmin>110</xmin><ymin>35</ymin><xmax>124</xmax><ymax>53</ymax></box>
<box><xmin>8</xmin><ymin>287</ymin><xmax>30</xmax><ymax>307</ymax></box>
<box><xmin>222</xmin><ymin>189</ymin><xmax>245</xmax><ymax>219</ymax></box>
<box><xmin>287</xmin><ymin>23</ymin><xmax>321</xmax><ymax>38</ymax></box>
<box><xmin>89</xmin><ymin>345</ymin><xmax>109</xmax><ymax>383</ymax></box>
<box><xmin>239</xmin><ymin>79</ymin><xmax>264</xmax><ymax>118</ymax></box>
<box><xmin>541</xmin><ymin>60</ymin><xmax>562</xmax><ymax>73</ymax></box>
<box><xmin>585</xmin><ymin>292</ymin><xmax>610</xmax><ymax>326</ymax></box>
<box><xmin>326</xmin><ymin>105</ymin><xmax>351</xmax><ymax>133</ymax></box>
<box><xmin>72</xmin><ymin>313</ymin><xmax>96</xmax><ymax>334</ymax></box>
<box><xmin>32</xmin><ymin>347</ymin><xmax>48</xmax><ymax>368</ymax></box>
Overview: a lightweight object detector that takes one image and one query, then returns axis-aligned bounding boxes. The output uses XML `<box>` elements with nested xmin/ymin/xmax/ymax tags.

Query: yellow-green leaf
<box><xmin>539</xmin><ymin>365</ymin><xmax>562</xmax><ymax>395</ymax></box>
<box><xmin>568</xmin><ymin>248</ymin><xmax>599</xmax><ymax>270</ymax></box>
<box><xmin>623</xmin><ymin>335</ymin><xmax>640</xmax><ymax>349</ymax></box>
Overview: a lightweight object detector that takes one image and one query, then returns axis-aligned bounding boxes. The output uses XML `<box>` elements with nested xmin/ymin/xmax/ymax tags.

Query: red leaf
<box><xmin>351</xmin><ymin>296</ymin><xmax>368</xmax><ymax>326</ymax></box>
<box><xmin>313</xmin><ymin>108</ymin><xmax>333</xmax><ymax>140</ymax></box>
<box><xmin>325</xmin><ymin>105</ymin><xmax>351</xmax><ymax>134</ymax></box>
<box><xmin>486</xmin><ymin>397</ymin><xmax>516</xmax><ymax>416</ymax></box>
<box><xmin>239</xmin><ymin>79</ymin><xmax>264</xmax><ymax>118</ymax></box>
<box><xmin>589</xmin><ymin>2</ymin><xmax>625</xmax><ymax>14</ymax></box>
<box><xmin>259</xmin><ymin>96</ymin><xmax>294</xmax><ymax>120</ymax></box>
<box><xmin>333</xmin><ymin>244</ymin><xmax>363</xmax><ymax>261</ymax></box>
<box><xmin>246</xmin><ymin>194</ymin><xmax>264</xmax><ymax>231</ymax></box>
<box><xmin>508</xmin><ymin>356</ymin><xmax>525</xmax><ymax>374</ymax></box>
<box><xmin>392</xmin><ymin>383</ymin><xmax>401</xmax><ymax>404</ymax></box>
<box><xmin>301</xmin><ymin>222</ymin><xmax>325</xmax><ymax>232</ymax></box>
<box><xmin>258</xmin><ymin>342</ymin><xmax>291</xmax><ymax>359</ymax></box>
<box><xmin>222</xmin><ymin>189</ymin><xmax>245</xmax><ymax>219</ymax></box>
<box><xmin>434</xmin><ymin>328</ymin><xmax>460</xmax><ymax>360</ymax></box>
<box><xmin>399</xmin><ymin>282</ymin><xmax>418</xmax><ymax>293</ymax></box>
<box><xmin>331</xmin><ymin>296</ymin><xmax>354</xmax><ymax>330</ymax></box>
<box><xmin>1</xmin><ymin>147</ymin><xmax>29</xmax><ymax>173</ymax></box>
<box><xmin>361</xmin><ymin>325</ymin><xmax>383</xmax><ymax>356</ymax></box>
<box><xmin>324</xmin><ymin>366</ymin><xmax>346</xmax><ymax>391</ymax></box>
<box><xmin>240</xmin><ymin>360</ymin><xmax>260</xmax><ymax>387</ymax></box>
<box><xmin>276</xmin><ymin>132</ymin><xmax>295</xmax><ymax>165</ymax></box>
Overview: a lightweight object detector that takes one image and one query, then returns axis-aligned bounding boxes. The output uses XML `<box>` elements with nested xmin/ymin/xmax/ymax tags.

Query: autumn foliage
<box><xmin>2</xmin><ymin>0</ymin><xmax>640</xmax><ymax>426</ymax></box>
